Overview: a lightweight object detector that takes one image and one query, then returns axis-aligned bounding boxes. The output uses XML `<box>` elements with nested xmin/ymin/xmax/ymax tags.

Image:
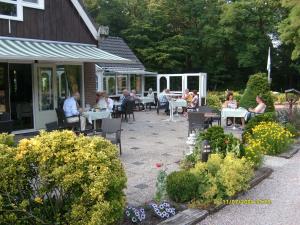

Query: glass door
<box><xmin>33</xmin><ymin>64</ymin><xmax>57</xmax><ymax>129</ymax></box>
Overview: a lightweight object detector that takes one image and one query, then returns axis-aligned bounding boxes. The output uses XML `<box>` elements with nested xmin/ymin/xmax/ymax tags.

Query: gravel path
<box><xmin>198</xmin><ymin>152</ymin><xmax>300</xmax><ymax>225</ymax></box>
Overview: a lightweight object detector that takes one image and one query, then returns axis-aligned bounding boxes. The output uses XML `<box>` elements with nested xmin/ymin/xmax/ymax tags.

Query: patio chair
<box><xmin>0</xmin><ymin>120</ymin><xmax>14</xmax><ymax>134</ymax></box>
<box><xmin>156</xmin><ymin>100</ymin><xmax>170</xmax><ymax>115</ymax></box>
<box><xmin>198</xmin><ymin>106</ymin><xmax>221</xmax><ymax>126</ymax></box>
<box><xmin>101</xmin><ymin>118</ymin><xmax>122</xmax><ymax>155</ymax></box>
<box><xmin>121</xmin><ymin>100</ymin><xmax>135</xmax><ymax>122</ymax></box>
<box><xmin>55</xmin><ymin>108</ymin><xmax>80</xmax><ymax>130</ymax></box>
<box><xmin>0</xmin><ymin>112</ymin><xmax>10</xmax><ymax>121</ymax></box>
<box><xmin>45</xmin><ymin>121</ymin><xmax>59</xmax><ymax>131</ymax></box>
<box><xmin>188</xmin><ymin>111</ymin><xmax>209</xmax><ymax>136</ymax></box>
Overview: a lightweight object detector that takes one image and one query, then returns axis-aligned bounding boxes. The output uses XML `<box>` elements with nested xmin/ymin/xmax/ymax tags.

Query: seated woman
<box><xmin>241</xmin><ymin>95</ymin><xmax>267</xmax><ymax>128</ymax></box>
<box><xmin>189</xmin><ymin>90</ymin><xmax>199</xmax><ymax>109</ymax></box>
<box><xmin>222</xmin><ymin>92</ymin><xmax>237</xmax><ymax>126</ymax></box>
<box><xmin>222</xmin><ymin>92</ymin><xmax>237</xmax><ymax>109</ymax></box>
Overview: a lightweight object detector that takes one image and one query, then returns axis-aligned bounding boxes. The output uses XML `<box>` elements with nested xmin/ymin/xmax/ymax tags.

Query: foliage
<box><xmin>290</xmin><ymin>107</ymin><xmax>300</xmax><ymax>130</ymax></box>
<box><xmin>247</xmin><ymin>122</ymin><xmax>294</xmax><ymax>155</ymax></box>
<box><xmin>166</xmin><ymin>171</ymin><xmax>199</xmax><ymax>203</ymax></box>
<box><xmin>244</xmin><ymin>135</ymin><xmax>264</xmax><ymax>168</ymax></box>
<box><xmin>189</xmin><ymin>153</ymin><xmax>253</xmax><ymax>206</ymax></box>
<box><xmin>125</xmin><ymin>206</ymin><xmax>146</xmax><ymax>223</ymax></box>
<box><xmin>0</xmin><ymin>133</ymin><xmax>15</xmax><ymax>146</ymax></box>
<box><xmin>180</xmin><ymin>146</ymin><xmax>201</xmax><ymax>170</ymax></box>
<box><xmin>82</xmin><ymin>0</ymin><xmax>295</xmax><ymax>91</ymax></box>
<box><xmin>154</xmin><ymin>170</ymin><xmax>168</xmax><ymax>202</ymax></box>
<box><xmin>279</xmin><ymin>0</ymin><xmax>300</xmax><ymax>60</ymax></box>
<box><xmin>284</xmin><ymin>122</ymin><xmax>298</xmax><ymax>137</ymax></box>
<box><xmin>198</xmin><ymin>126</ymin><xmax>244</xmax><ymax>157</ymax></box>
<box><xmin>243</xmin><ymin>112</ymin><xmax>277</xmax><ymax>140</ymax></box>
<box><xmin>239</xmin><ymin>73</ymin><xmax>275</xmax><ymax>112</ymax></box>
<box><xmin>150</xmin><ymin>202</ymin><xmax>176</xmax><ymax>219</ymax></box>
<box><xmin>0</xmin><ymin>130</ymin><xmax>127</xmax><ymax>225</ymax></box>
<box><xmin>207</xmin><ymin>92</ymin><xmax>222</xmax><ymax>110</ymax></box>
<box><xmin>272</xmin><ymin>92</ymin><xmax>286</xmax><ymax>104</ymax></box>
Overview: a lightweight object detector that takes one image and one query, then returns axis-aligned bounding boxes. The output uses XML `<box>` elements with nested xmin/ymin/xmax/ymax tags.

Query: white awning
<box><xmin>0</xmin><ymin>37</ymin><xmax>131</xmax><ymax>63</ymax></box>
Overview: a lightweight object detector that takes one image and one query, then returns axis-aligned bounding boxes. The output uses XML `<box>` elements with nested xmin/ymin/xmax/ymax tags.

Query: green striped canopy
<box><xmin>0</xmin><ymin>37</ymin><xmax>131</xmax><ymax>63</ymax></box>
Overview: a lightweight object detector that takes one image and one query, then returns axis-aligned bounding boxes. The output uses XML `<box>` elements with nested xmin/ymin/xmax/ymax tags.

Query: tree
<box><xmin>239</xmin><ymin>73</ymin><xmax>275</xmax><ymax>112</ymax></box>
<box><xmin>279</xmin><ymin>0</ymin><xmax>300</xmax><ymax>60</ymax></box>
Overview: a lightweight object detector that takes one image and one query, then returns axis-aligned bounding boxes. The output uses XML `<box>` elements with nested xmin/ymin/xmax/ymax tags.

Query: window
<box><xmin>0</xmin><ymin>0</ymin><xmax>23</xmax><ymax>21</ymax></box>
<box><xmin>170</xmin><ymin>76</ymin><xmax>182</xmax><ymax>92</ymax></box>
<box><xmin>103</xmin><ymin>76</ymin><xmax>116</xmax><ymax>95</ymax></box>
<box><xmin>117</xmin><ymin>75</ymin><xmax>127</xmax><ymax>94</ymax></box>
<box><xmin>187</xmin><ymin>76</ymin><xmax>199</xmax><ymax>92</ymax></box>
<box><xmin>22</xmin><ymin>0</ymin><xmax>44</xmax><ymax>9</ymax></box>
<box><xmin>130</xmin><ymin>75</ymin><xmax>142</xmax><ymax>94</ymax></box>
<box><xmin>145</xmin><ymin>76</ymin><xmax>157</xmax><ymax>92</ymax></box>
<box><xmin>0</xmin><ymin>0</ymin><xmax>44</xmax><ymax>21</ymax></box>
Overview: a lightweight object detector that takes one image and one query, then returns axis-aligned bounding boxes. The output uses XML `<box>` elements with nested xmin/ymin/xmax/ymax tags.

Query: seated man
<box><xmin>63</xmin><ymin>92</ymin><xmax>86</xmax><ymax>131</ymax></box>
<box><xmin>120</xmin><ymin>89</ymin><xmax>132</xmax><ymax>112</ymax></box>
<box><xmin>158</xmin><ymin>88</ymin><xmax>170</xmax><ymax>115</ymax></box>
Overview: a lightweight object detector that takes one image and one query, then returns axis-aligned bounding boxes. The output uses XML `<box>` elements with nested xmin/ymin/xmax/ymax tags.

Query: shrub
<box><xmin>189</xmin><ymin>153</ymin><xmax>253</xmax><ymax>206</ymax></box>
<box><xmin>243</xmin><ymin>112</ymin><xmax>277</xmax><ymax>141</ymax></box>
<box><xmin>207</xmin><ymin>93</ymin><xmax>222</xmax><ymax>110</ymax></box>
<box><xmin>284</xmin><ymin>122</ymin><xmax>298</xmax><ymax>137</ymax></box>
<box><xmin>199</xmin><ymin>126</ymin><xmax>244</xmax><ymax>157</ymax></box>
<box><xmin>244</xmin><ymin>136</ymin><xmax>264</xmax><ymax>168</ymax></box>
<box><xmin>166</xmin><ymin>171</ymin><xmax>199</xmax><ymax>203</ymax></box>
<box><xmin>0</xmin><ymin>130</ymin><xmax>127</xmax><ymax>225</ymax></box>
<box><xmin>239</xmin><ymin>73</ymin><xmax>274</xmax><ymax>112</ymax></box>
<box><xmin>249</xmin><ymin>122</ymin><xmax>294</xmax><ymax>155</ymax></box>
<box><xmin>0</xmin><ymin>133</ymin><xmax>15</xmax><ymax>146</ymax></box>
<box><xmin>272</xmin><ymin>92</ymin><xmax>286</xmax><ymax>104</ymax></box>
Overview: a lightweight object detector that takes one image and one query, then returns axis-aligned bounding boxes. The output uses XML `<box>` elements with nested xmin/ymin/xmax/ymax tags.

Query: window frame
<box><xmin>0</xmin><ymin>0</ymin><xmax>23</xmax><ymax>21</ymax></box>
<box><xmin>22</xmin><ymin>0</ymin><xmax>44</xmax><ymax>10</ymax></box>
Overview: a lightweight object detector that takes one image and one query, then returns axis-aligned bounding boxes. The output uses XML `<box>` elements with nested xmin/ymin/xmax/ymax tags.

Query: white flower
<box><xmin>132</xmin><ymin>217</ymin><xmax>137</xmax><ymax>223</ymax></box>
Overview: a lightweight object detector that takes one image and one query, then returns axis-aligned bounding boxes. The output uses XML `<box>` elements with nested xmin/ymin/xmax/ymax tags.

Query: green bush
<box><xmin>284</xmin><ymin>122</ymin><xmax>298</xmax><ymax>137</ymax></box>
<box><xmin>243</xmin><ymin>112</ymin><xmax>277</xmax><ymax>140</ymax></box>
<box><xmin>239</xmin><ymin>73</ymin><xmax>274</xmax><ymax>112</ymax></box>
<box><xmin>0</xmin><ymin>133</ymin><xmax>15</xmax><ymax>146</ymax></box>
<box><xmin>198</xmin><ymin>126</ymin><xmax>244</xmax><ymax>157</ymax></box>
<box><xmin>166</xmin><ymin>171</ymin><xmax>199</xmax><ymax>203</ymax></box>
<box><xmin>189</xmin><ymin>153</ymin><xmax>253</xmax><ymax>206</ymax></box>
<box><xmin>207</xmin><ymin>93</ymin><xmax>222</xmax><ymax>110</ymax></box>
<box><xmin>0</xmin><ymin>131</ymin><xmax>127</xmax><ymax>225</ymax></box>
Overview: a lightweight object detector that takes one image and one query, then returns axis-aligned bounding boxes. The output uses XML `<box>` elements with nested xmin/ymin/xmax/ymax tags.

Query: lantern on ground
<box><xmin>202</xmin><ymin>140</ymin><xmax>211</xmax><ymax>162</ymax></box>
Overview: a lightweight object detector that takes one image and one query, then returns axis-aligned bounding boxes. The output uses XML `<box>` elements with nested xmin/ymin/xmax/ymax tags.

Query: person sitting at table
<box><xmin>189</xmin><ymin>90</ymin><xmax>199</xmax><ymax>108</ymax></box>
<box><xmin>182</xmin><ymin>89</ymin><xmax>193</xmax><ymax>104</ymax></box>
<box><xmin>222</xmin><ymin>91</ymin><xmax>237</xmax><ymax>126</ymax></box>
<box><xmin>239</xmin><ymin>95</ymin><xmax>267</xmax><ymax>128</ymax></box>
<box><xmin>147</xmin><ymin>88</ymin><xmax>155</xmax><ymax>100</ymax></box>
<box><xmin>158</xmin><ymin>88</ymin><xmax>170</xmax><ymax>115</ymax></box>
<box><xmin>222</xmin><ymin>91</ymin><xmax>237</xmax><ymax>109</ymax></box>
<box><xmin>96</xmin><ymin>91</ymin><xmax>108</xmax><ymax>110</ymax></box>
<box><xmin>63</xmin><ymin>92</ymin><xmax>86</xmax><ymax>131</ymax></box>
<box><xmin>130</xmin><ymin>89</ymin><xmax>140</xmax><ymax>100</ymax></box>
<box><xmin>120</xmin><ymin>89</ymin><xmax>132</xmax><ymax>112</ymax></box>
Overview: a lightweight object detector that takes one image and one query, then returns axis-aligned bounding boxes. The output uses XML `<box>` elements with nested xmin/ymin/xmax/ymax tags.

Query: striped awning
<box><xmin>0</xmin><ymin>37</ymin><xmax>131</xmax><ymax>63</ymax></box>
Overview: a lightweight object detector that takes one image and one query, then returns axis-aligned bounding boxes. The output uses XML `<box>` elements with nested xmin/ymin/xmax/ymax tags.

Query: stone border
<box><xmin>158</xmin><ymin>167</ymin><xmax>273</xmax><ymax>225</ymax></box>
<box><xmin>278</xmin><ymin>145</ymin><xmax>300</xmax><ymax>159</ymax></box>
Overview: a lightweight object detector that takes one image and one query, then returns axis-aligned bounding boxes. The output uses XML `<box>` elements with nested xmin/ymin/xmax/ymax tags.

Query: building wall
<box><xmin>0</xmin><ymin>0</ymin><xmax>96</xmax><ymax>45</ymax></box>
<box><xmin>84</xmin><ymin>63</ymin><xmax>96</xmax><ymax>106</ymax></box>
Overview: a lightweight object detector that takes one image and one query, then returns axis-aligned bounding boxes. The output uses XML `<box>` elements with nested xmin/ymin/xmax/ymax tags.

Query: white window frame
<box><xmin>22</xmin><ymin>0</ymin><xmax>44</xmax><ymax>10</ymax></box>
<box><xmin>0</xmin><ymin>0</ymin><xmax>23</xmax><ymax>21</ymax></box>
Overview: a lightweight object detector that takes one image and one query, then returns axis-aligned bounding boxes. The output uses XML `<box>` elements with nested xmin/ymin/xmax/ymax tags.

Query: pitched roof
<box><xmin>98</xmin><ymin>36</ymin><xmax>145</xmax><ymax>70</ymax></box>
<box><xmin>71</xmin><ymin>0</ymin><xmax>98</xmax><ymax>40</ymax></box>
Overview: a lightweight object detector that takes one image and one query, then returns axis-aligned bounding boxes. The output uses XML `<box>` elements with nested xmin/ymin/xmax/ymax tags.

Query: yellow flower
<box><xmin>34</xmin><ymin>197</ymin><xmax>43</xmax><ymax>204</ymax></box>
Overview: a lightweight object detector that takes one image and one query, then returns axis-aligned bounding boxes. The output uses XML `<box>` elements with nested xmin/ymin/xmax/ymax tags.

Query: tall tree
<box><xmin>279</xmin><ymin>0</ymin><xmax>300</xmax><ymax>60</ymax></box>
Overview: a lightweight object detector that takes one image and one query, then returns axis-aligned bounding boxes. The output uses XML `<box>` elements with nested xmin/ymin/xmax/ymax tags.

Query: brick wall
<box><xmin>84</xmin><ymin>63</ymin><xmax>96</xmax><ymax>106</ymax></box>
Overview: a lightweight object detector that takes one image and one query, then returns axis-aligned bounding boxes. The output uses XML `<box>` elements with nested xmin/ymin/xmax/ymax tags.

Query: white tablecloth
<box><xmin>170</xmin><ymin>99</ymin><xmax>187</xmax><ymax>108</ymax></box>
<box><xmin>221</xmin><ymin>107</ymin><xmax>248</xmax><ymax>119</ymax></box>
<box><xmin>83</xmin><ymin>111</ymin><xmax>111</xmax><ymax>124</ymax></box>
<box><xmin>140</xmin><ymin>97</ymin><xmax>155</xmax><ymax>104</ymax></box>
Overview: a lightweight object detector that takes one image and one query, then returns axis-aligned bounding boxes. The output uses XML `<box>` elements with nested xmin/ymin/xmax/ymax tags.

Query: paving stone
<box><xmin>130</xmin><ymin>147</ymin><xmax>140</xmax><ymax>150</ymax></box>
<box><xmin>134</xmin><ymin>183</ymin><xmax>149</xmax><ymax>190</ymax></box>
<box><xmin>132</xmin><ymin>161</ymin><xmax>144</xmax><ymax>166</ymax></box>
<box><xmin>129</xmin><ymin>137</ymin><xmax>137</xmax><ymax>139</ymax></box>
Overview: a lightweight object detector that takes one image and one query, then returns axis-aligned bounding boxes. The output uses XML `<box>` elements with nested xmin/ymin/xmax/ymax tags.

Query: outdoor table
<box><xmin>139</xmin><ymin>97</ymin><xmax>155</xmax><ymax>110</ymax></box>
<box><xmin>204</xmin><ymin>112</ymin><xmax>221</xmax><ymax>126</ymax></box>
<box><xmin>168</xmin><ymin>99</ymin><xmax>187</xmax><ymax>122</ymax></box>
<box><xmin>82</xmin><ymin>110</ymin><xmax>111</xmax><ymax>129</ymax></box>
<box><xmin>221</xmin><ymin>107</ymin><xmax>248</xmax><ymax>129</ymax></box>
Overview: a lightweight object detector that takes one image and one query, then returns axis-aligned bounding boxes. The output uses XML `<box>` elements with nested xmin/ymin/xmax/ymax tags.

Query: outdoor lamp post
<box><xmin>202</xmin><ymin>140</ymin><xmax>211</xmax><ymax>162</ymax></box>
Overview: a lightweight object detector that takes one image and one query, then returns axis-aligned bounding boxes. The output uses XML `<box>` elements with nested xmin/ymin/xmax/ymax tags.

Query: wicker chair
<box><xmin>188</xmin><ymin>111</ymin><xmax>209</xmax><ymax>136</ymax></box>
<box><xmin>101</xmin><ymin>118</ymin><xmax>122</xmax><ymax>154</ymax></box>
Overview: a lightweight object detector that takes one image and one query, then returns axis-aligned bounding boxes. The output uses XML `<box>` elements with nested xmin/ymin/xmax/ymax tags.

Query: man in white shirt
<box><xmin>63</xmin><ymin>92</ymin><xmax>86</xmax><ymax>131</ymax></box>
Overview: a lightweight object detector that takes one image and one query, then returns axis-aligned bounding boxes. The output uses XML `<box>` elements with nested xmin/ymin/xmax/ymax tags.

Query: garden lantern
<box><xmin>202</xmin><ymin>140</ymin><xmax>211</xmax><ymax>162</ymax></box>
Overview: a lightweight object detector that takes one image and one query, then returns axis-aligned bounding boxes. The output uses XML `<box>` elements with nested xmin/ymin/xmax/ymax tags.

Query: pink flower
<box><xmin>155</xmin><ymin>163</ymin><xmax>163</xmax><ymax>168</ymax></box>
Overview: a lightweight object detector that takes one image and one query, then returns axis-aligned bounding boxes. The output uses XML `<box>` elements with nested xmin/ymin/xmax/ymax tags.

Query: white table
<box><xmin>221</xmin><ymin>107</ymin><xmax>248</xmax><ymax>128</ymax></box>
<box><xmin>167</xmin><ymin>99</ymin><xmax>187</xmax><ymax>122</ymax></box>
<box><xmin>83</xmin><ymin>111</ymin><xmax>111</xmax><ymax>129</ymax></box>
<box><xmin>140</xmin><ymin>97</ymin><xmax>155</xmax><ymax>105</ymax></box>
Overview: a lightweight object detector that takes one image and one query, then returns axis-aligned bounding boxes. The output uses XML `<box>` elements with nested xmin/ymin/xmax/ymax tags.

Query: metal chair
<box><xmin>188</xmin><ymin>111</ymin><xmax>209</xmax><ymax>136</ymax></box>
<box><xmin>121</xmin><ymin>100</ymin><xmax>135</xmax><ymax>122</ymax></box>
<box><xmin>156</xmin><ymin>100</ymin><xmax>170</xmax><ymax>115</ymax></box>
<box><xmin>0</xmin><ymin>120</ymin><xmax>14</xmax><ymax>134</ymax></box>
<box><xmin>101</xmin><ymin>118</ymin><xmax>122</xmax><ymax>155</ymax></box>
<box><xmin>45</xmin><ymin>121</ymin><xmax>59</xmax><ymax>131</ymax></box>
<box><xmin>198</xmin><ymin>106</ymin><xmax>221</xmax><ymax>126</ymax></box>
<box><xmin>55</xmin><ymin>108</ymin><xmax>80</xmax><ymax>130</ymax></box>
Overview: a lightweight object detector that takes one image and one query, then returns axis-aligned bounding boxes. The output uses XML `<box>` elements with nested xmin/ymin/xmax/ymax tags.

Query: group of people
<box><xmin>222</xmin><ymin>91</ymin><xmax>267</xmax><ymax>127</ymax></box>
